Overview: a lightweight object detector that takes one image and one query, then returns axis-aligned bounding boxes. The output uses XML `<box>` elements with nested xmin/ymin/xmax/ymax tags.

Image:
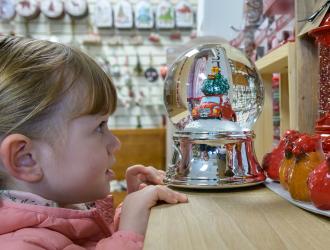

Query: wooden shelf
<box><xmin>252</xmin><ymin>1</ymin><xmax>320</xmax><ymax>161</ymax></box>
<box><xmin>253</xmin><ymin>43</ymin><xmax>296</xmax><ymax>161</ymax></box>
<box><xmin>255</xmin><ymin>42</ymin><xmax>295</xmax><ymax>74</ymax></box>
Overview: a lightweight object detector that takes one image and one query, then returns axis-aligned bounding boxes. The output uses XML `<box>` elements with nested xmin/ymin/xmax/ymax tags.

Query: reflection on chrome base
<box><xmin>165</xmin><ymin>179</ymin><xmax>265</xmax><ymax>189</ymax></box>
<box><xmin>165</xmin><ymin>131</ymin><xmax>266</xmax><ymax>189</ymax></box>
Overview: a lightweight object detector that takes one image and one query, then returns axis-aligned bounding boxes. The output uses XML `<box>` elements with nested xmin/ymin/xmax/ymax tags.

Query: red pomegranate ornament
<box><xmin>308</xmin><ymin>154</ymin><xmax>330</xmax><ymax>210</ymax></box>
<box><xmin>262</xmin><ymin>130</ymin><xmax>300</xmax><ymax>181</ymax></box>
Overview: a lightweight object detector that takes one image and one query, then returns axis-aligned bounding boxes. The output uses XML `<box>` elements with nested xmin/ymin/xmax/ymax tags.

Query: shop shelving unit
<box><xmin>253</xmin><ymin>0</ymin><xmax>321</xmax><ymax>161</ymax></box>
<box><xmin>254</xmin><ymin>42</ymin><xmax>295</xmax><ymax>160</ymax></box>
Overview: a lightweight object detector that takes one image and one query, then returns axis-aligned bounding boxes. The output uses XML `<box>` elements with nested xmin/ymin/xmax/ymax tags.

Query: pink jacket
<box><xmin>0</xmin><ymin>193</ymin><xmax>144</xmax><ymax>250</ymax></box>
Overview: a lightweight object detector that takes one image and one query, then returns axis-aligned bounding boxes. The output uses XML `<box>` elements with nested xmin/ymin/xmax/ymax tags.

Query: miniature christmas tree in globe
<box><xmin>201</xmin><ymin>66</ymin><xmax>230</xmax><ymax>95</ymax></box>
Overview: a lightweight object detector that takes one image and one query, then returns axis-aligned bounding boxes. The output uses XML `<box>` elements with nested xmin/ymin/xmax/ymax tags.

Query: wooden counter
<box><xmin>144</xmin><ymin>185</ymin><xmax>330</xmax><ymax>250</ymax></box>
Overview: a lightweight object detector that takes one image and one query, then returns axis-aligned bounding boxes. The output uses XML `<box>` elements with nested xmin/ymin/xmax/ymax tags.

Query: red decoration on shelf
<box><xmin>315</xmin><ymin>111</ymin><xmax>330</xmax><ymax>153</ymax></box>
<box><xmin>169</xmin><ymin>31</ymin><xmax>181</xmax><ymax>40</ymax></box>
<box><xmin>159</xmin><ymin>64</ymin><xmax>168</xmax><ymax>80</ymax></box>
<box><xmin>262</xmin><ymin>130</ymin><xmax>300</xmax><ymax>181</ymax></box>
<box><xmin>148</xmin><ymin>33</ymin><xmax>160</xmax><ymax>43</ymax></box>
<box><xmin>308</xmin><ymin>155</ymin><xmax>330</xmax><ymax>210</ymax></box>
<box><xmin>291</xmin><ymin>134</ymin><xmax>322</xmax><ymax>156</ymax></box>
<box><xmin>309</xmin><ymin>12</ymin><xmax>330</xmax><ymax>115</ymax></box>
<box><xmin>309</xmin><ymin>13</ymin><xmax>330</xmax><ymax>44</ymax></box>
<box><xmin>263</xmin><ymin>0</ymin><xmax>294</xmax><ymax>16</ymax></box>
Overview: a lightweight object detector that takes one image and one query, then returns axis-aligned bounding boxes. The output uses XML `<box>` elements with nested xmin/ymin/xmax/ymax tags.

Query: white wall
<box><xmin>197</xmin><ymin>0</ymin><xmax>244</xmax><ymax>41</ymax></box>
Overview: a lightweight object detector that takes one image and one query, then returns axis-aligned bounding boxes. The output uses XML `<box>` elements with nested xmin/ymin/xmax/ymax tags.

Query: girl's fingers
<box><xmin>126</xmin><ymin>165</ymin><xmax>146</xmax><ymax>177</ymax></box>
<box><xmin>149</xmin><ymin>167</ymin><xmax>165</xmax><ymax>184</ymax></box>
<box><xmin>158</xmin><ymin>170</ymin><xmax>166</xmax><ymax>175</ymax></box>
<box><xmin>153</xmin><ymin>185</ymin><xmax>188</xmax><ymax>204</ymax></box>
<box><xmin>127</xmin><ymin>165</ymin><xmax>165</xmax><ymax>189</ymax></box>
<box><xmin>138</xmin><ymin>183</ymin><xmax>148</xmax><ymax>190</ymax></box>
<box><xmin>139</xmin><ymin>166</ymin><xmax>164</xmax><ymax>184</ymax></box>
<box><xmin>157</xmin><ymin>170</ymin><xmax>166</xmax><ymax>179</ymax></box>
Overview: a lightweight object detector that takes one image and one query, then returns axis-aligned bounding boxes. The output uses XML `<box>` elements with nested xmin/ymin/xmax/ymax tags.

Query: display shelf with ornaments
<box><xmin>254</xmin><ymin>42</ymin><xmax>294</xmax><ymax>161</ymax></box>
<box><xmin>253</xmin><ymin>0</ymin><xmax>324</xmax><ymax>163</ymax></box>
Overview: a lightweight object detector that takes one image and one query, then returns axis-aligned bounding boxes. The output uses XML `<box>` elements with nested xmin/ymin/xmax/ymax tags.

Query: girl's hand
<box><xmin>125</xmin><ymin>165</ymin><xmax>166</xmax><ymax>193</ymax></box>
<box><xmin>119</xmin><ymin>185</ymin><xmax>188</xmax><ymax>235</ymax></box>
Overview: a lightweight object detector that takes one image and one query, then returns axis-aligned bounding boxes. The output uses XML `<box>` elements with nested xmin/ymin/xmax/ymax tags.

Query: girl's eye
<box><xmin>96</xmin><ymin>121</ymin><xmax>108</xmax><ymax>133</ymax></box>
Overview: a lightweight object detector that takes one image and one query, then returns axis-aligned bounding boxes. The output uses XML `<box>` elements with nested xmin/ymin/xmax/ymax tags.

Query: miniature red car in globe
<box><xmin>191</xmin><ymin>95</ymin><xmax>236</xmax><ymax>121</ymax></box>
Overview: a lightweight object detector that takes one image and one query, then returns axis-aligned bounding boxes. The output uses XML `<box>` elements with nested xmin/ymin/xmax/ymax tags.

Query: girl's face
<box><xmin>39</xmin><ymin>113</ymin><xmax>121</xmax><ymax>205</ymax></box>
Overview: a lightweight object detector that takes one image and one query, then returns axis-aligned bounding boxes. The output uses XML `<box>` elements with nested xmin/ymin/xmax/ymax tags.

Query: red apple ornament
<box><xmin>262</xmin><ymin>130</ymin><xmax>300</xmax><ymax>181</ymax></box>
<box><xmin>308</xmin><ymin>154</ymin><xmax>330</xmax><ymax>210</ymax></box>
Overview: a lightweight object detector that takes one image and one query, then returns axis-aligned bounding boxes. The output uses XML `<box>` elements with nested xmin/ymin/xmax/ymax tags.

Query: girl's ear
<box><xmin>0</xmin><ymin>134</ymin><xmax>43</xmax><ymax>182</ymax></box>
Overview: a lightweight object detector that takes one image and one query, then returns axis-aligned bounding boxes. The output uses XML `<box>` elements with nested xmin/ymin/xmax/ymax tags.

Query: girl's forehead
<box><xmin>61</xmin><ymin>81</ymin><xmax>110</xmax><ymax>119</ymax></box>
<box><xmin>68</xmin><ymin>86</ymin><xmax>90</xmax><ymax>113</ymax></box>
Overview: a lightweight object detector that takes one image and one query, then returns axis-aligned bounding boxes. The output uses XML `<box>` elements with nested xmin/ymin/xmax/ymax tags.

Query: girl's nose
<box><xmin>107</xmin><ymin>134</ymin><xmax>121</xmax><ymax>155</ymax></box>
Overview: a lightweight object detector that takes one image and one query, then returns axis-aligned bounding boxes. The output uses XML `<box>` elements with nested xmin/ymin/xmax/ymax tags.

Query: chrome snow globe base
<box><xmin>164</xmin><ymin>43</ymin><xmax>266</xmax><ymax>189</ymax></box>
<box><xmin>165</xmin><ymin>131</ymin><xmax>265</xmax><ymax>188</ymax></box>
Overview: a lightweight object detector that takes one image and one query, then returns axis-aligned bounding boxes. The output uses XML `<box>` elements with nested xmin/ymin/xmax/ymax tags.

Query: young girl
<box><xmin>0</xmin><ymin>36</ymin><xmax>187</xmax><ymax>250</ymax></box>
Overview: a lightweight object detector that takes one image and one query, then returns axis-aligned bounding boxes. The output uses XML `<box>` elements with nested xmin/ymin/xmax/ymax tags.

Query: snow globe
<box><xmin>164</xmin><ymin>43</ymin><xmax>266</xmax><ymax>188</ymax></box>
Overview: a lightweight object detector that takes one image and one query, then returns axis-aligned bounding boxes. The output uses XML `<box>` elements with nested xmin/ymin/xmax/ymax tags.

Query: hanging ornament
<box><xmin>156</xmin><ymin>0</ymin><xmax>175</xmax><ymax>29</ymax></box>
<box><xmin>144</xmin><ymin>67</ymin><xmax>159</xmax><ymax>82</ymax></box>
<box><xmin>108</xmin><ymin>36</ymin><xmax>123</xmax><ymax>46</ymax></box>
<box><xmin>136</xmin><ymin>115</ymin><xmax>142</xmax><ymax>128</ymax></box>
<box><xmin>83</xmin><ymin>17</ymin><xmax>102</xmax><ymax>46</ymax></box>
<box><xmin>135</xmin><ymin>0</ymin><xmax>154</xmax><ymax>29</ymax></box>
<box><xmin>135</xmin><ymin>90</ymin><xmax>145</xmax><ymax>107</ymax></box>
<box><xmin>41</xmin><ymin>0</ymin><xmax>64</xmax><ymax>19</ymax></box>
<box><xmin>114</xmin><ymin>0</ymin><xmax>133</xmax><ymax>29</ymax></box>
<box><xmin>144</xmin><ymin>54</ymin><xmax>159</xmax><ymax>82</ymax></box>
<box><xmin>64</xmin><ymin>0</ymin><xmax>88</xmax><ymax>19</ymax></box>
<box><xmin>148</xmin><ymin>32</ymin><xmax>160</xmax><ymax>43</ymax></box>
<box><xmin>93</xmin><ymin>0</ymin><xmax>113</xmax><ymax>28</ymax></box>
<box><xmin>130</xmin><ymin>34</ymin><xmax>143</xmax><ymax>45</ymax></box>
<box><xmin>111</xmin><ymin>53</ymin><xmax>121</xmax><ymax>78</ymax></box>
<box><xmin>169</xmin><ymin>30</ymin><xmax>181</xmax><ymax>40</ymax></box>
<box><xmin>0</xmin><ymin>0</ymin><xmax>16</xmax><ymax>22</ymax></box>
<box><xmin>123</xmin><ymin>55</ymin><xmax>133</xmax><ymax>86</ymax></box>
<box><xmin>175</xmin><ymin>0</ymin><xmax>193</xmax><ymax>28</ymax></box>
<box><xmin>134</xmin><ymin>54</ymin><xmax>144</xmax><ymax>76</ymax></box>
<box><xmin>159</xmin><ymin>64</ymin><xmax>168</xmax><ymax>80</ymax></box>
<box><xmin>16</xmin><ymin>0</ymin><xmax>40</xmax><ymax>20</ymax></box>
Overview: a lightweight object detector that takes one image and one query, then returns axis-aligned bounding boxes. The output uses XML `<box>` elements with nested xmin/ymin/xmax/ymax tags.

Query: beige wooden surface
<box><xmin>255</xmin><ymin>42</ymin><xmax>294</xmax><ymax>74</ymax></box>
<box><xmin>144</xmin><ymin>185</ymin><xmax>330</xmax><ymax>250</ymax></box>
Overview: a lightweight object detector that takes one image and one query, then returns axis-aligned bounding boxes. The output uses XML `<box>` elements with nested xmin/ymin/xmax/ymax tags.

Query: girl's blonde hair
<box><xmin>0</xmin><ymin>36</ymin><xmax>117</xmax><ymax>187</ymax></box>
<box><xmin>0</xmin><ymin>36</ymin><xmax>117</xmax><ymax>138</ymax></box>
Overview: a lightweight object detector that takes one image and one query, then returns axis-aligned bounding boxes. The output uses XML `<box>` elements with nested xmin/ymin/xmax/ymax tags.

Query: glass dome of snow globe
<box><xmin>164</xmin><ymin>43</ymin><xmax>264</xmax><ymax>134</ymax></box>
<box><xmin>163</xmin><ymin>42</ymin><xmax>266</xmax><ymax>189</ymax></box>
